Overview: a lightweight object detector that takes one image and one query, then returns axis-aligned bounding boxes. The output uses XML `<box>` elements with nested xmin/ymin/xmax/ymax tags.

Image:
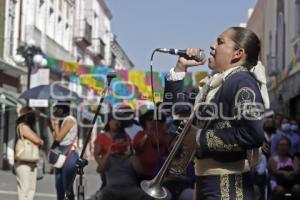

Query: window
<box><xmin>36</xmin><ymin>0</ymin><xmax>45</xmax><ymax>31</ymax></box>
<box><xmin>47</xmin><ymin>7</ymin><xmax>55</xmax><ymax>38</ymax></box>
<box><xmin>7</xmin><ymin>0</ymin><xmax>15</xmax><ymax>57</ymax></box>
<box><xmin>39</xmin><ymin>0</ymin><xmax>44</xmax><ymax>7</ymax></box>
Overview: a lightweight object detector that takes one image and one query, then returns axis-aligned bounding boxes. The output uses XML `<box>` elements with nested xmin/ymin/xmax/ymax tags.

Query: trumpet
<box><xmin>141</xmin><ymin>78</ymin><xmax>212</xmax><ymax>199</ymax></box>
<box><xmin>140</xmin><ymin>111</ymin><xmax>197</xmax><ymax>199</ymax></box>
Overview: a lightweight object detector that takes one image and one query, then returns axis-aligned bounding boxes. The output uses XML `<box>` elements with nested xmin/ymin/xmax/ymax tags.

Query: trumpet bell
<box><xmin>140</xmin><ymin>180</ymin><xmax>167</xmax><ymax>199</ymax></box>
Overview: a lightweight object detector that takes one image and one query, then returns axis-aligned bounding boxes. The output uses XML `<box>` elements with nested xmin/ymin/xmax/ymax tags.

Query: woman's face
<box><xmin>109</xmin><ymin>118</ymin><xmax>120</xmax><ymax>132</ymax></box>
<box><xmin>277</xmin><ymin>139</ymin><xmax>290</xmax><ymax>156</ymax></box>
<box><xmin>145</xmin><ymin>117</ymin><xmax>155</xmax><ymax>130</ymax></box>
<box><xmin>209</xmin><ymin>29</ymin><xmax>243</xmax><ymax>72</ymax></box>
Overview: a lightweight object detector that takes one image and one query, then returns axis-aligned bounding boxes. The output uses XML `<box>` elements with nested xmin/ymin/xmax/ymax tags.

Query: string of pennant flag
<box><xmin>46</xmin><ymin>55</ymin><xmax>195</xmax><ymax>109</ymax></box>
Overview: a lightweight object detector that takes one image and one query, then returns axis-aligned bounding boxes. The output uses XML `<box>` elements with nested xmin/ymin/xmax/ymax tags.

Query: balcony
<box><xmin>74</xmin><ymin>20</ymin><xmax>92</xmax><ymax>49</ymax></box>
<box><xmin>86</xmin><ymin>38</ymin><xmax>106</xmax><ymax>65</ymax></box>
<box><xmin>94</xmin><ymin>38</ymin><xmax>105</xmax><ymax>58</ymax></box>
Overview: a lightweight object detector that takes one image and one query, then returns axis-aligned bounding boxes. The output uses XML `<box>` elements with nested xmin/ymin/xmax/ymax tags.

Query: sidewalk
<box><xmin>0</xmin><ymin>160</ymin><xmax>101</xmax><ymax>200</ymax></box>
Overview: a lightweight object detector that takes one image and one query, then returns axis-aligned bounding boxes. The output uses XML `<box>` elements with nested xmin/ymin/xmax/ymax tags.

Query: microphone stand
<box><xmin>64</xmin><ymin>73</ymin><xmax>116</xmax><ymax>200</ymax></box>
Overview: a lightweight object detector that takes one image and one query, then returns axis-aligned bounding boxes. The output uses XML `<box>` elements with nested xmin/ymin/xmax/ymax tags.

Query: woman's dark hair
<box><xmin>139</xmin><ymin>110</ymin><xmax>155</xmax><ymax>128</ymax></box>
<box><xmin>53</xmin><ymin>101</ymin><xmax>70</xmax><ymax>118</ymax></box>
<box><xmin>229</xmin><ymin>27</ymin><xmax>261</xmax><ymax>69</ymax></box>
<box><xmin>103</xmin><ymin>113</ymin><xmax>124</xmax><ymax>133</ymax></box>
<box><xmin>16</xmin><ymin>107</ymin><xmax>36</xmax><ymax>131</ymax></box>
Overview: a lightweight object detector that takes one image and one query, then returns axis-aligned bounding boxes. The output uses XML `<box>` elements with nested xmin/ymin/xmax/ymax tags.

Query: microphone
<box><xmin>157</xmin><ymin>48</ymin><xmax>205</xmax><ymax>62</ymax></box>
<box><xmin>107</xmin><ymin>71</ymin><xmax>117</xmax><ymax>79</ymax></box>
<box><xmin>106</xmin><ymin>71</ymin><xmax>117</xmax><ymax>85</ymax></box>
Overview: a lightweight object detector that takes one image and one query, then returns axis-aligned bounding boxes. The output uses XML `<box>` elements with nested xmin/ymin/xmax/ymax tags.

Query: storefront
<box><xmin>0</xmin><ymin>90</ymin><xmax>25</xmax><ymax>170</ymax></box>
<box><xmin>0</xmin><ymin>59</ymin><xmax>26</xmax><ymax>170</ymax></box>
<box><xmin>269</xmin><ymin>70</ymin><xmax>300</xmax><ymax>119</ymax></box>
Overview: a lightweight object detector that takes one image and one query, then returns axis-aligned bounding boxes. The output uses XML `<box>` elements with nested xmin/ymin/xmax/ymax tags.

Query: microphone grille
<box><xmin>195</xmin><ymin>51</ymin><xmax>205</xmax><ymax>62</ymax></box>
<box><xmin>107</xmin><ymin>71</ymin><xmax>117</xmax><ymax>79</ymax></box>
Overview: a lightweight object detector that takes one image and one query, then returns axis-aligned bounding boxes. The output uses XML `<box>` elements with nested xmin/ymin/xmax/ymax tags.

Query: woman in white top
<box><xmin>51</xmin><ymin>101</ymin><xmax>78</xmax><ymax>200</ymax></box>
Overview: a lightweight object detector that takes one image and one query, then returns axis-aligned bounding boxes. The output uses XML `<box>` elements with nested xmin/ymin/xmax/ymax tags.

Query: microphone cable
<box><xmin>149</xmin><ymin>48</ymin><xmax>161</xmax><ymax>153</ymax></box>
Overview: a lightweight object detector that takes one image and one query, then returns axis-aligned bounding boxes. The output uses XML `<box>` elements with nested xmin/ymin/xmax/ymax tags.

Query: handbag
<box><xmin>47</xmin><ymin>141</ymin><xmax>73</xmax><ymax>168</ymax></box>
<box><xmin>15</xmin><ymin>125</ymin><xmax>40</xmax><ymax>162</ymax></box>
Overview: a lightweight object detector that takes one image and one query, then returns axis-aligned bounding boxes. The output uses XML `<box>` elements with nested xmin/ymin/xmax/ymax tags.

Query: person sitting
<box><xmin>95</xmin><ymin>113</ymin><xmax>152</xmax><ymax>200</ymax></box>
<box><xmin>291</xmin><ymin>120</ymin><xmax>299</xmax><ymax>136</ymax></box>
<box><xmin>268</xmin><ymin>137</ymin><xmax>300</xmax><ymax>200</ymax></box>
<box><xmin>133</xmin><ymin>110</ymin><xmax>168</xmax><ymax>181</ymax></box>
<box><xmin>271</xmin><ymin>117</ymin><xmax>300</xmax><ymax>156</ymax></box>
<box><xmin>253</xmin><ymin>118</ymin><xmax>276</xmax><ymax>200</ymax></box>
<box><xmin>116</xmin><ymin>105</ymin><xmax>143</xmax><ymax>140</ymax></box>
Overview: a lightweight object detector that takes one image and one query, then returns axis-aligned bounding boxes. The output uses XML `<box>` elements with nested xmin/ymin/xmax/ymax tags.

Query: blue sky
<box><xmin>106</xmin><ymin>0</ymin><xmax>257</xmax><ymax>72</ymax></box>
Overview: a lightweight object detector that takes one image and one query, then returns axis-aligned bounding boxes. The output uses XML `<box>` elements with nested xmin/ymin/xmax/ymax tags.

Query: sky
<box><xmin>106</xmin><ymin>0</ymin><xmax>257</xmax><ymax>73</ymax></box>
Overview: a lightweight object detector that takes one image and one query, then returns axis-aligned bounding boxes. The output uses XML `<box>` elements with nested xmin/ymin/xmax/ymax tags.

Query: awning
<box><xmin>0</xmin><ymin>96</ymin><xmax>15</xmax><ymax>107</ymax></box>
<box><xmin>0</xmin><ymin>59</ymin><xmax>27</xmax><ymax>77</ymax></box>
<box><xmin>0</xmin><ymin>88</ymin><xmax>26</xmax><ymax>106</ymax></box>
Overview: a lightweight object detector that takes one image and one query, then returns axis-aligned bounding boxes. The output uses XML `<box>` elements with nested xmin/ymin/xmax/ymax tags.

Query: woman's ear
<box><xmin>233</xmin><ymin>48</ymin><xmax>246</xmax><ymax>59</ymax></box>
<box><xmin>232</xmin><ymin>48</ymin><xmax>246</xmax><ymax>61</ymax></box>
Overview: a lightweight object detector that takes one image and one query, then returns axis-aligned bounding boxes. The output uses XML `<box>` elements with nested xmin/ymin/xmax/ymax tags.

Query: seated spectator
<box><xmin>117</xmin><ymin>105</ymin><xmax>143</xmax><ymax>140</ymax></box>
<box><xmin>271</xmin><ymin>117</ymin><xmax>300</xmax><ymax>156</ymax></box>
<box><xmin>253</xmin><ymin>118</ymin><xmax>276</xmax><ymax>200</ymax></box>
<box><xmin>262</xmin><ymin>118</ymin><xmax>276</xmax><ymax>158</ymax></box>
<box><xmin>133</xmin><ymin>110</ymin><xmax>168</xmax><ymax>180</ymax></box>
<box><xmin>293</xmin><ymin>151</ymin><xmax>300</xmax><ymax>196</ymax></box>
<box><xmin>94</xmin><ymin>113</ymin><xmax>152</xmax><ymax>200</ymax></box>
<box><xmin>253</xmin><ymin>154</ymin><xmax>268</xmax><ymax>200</ymax></box>
<box><xmin>291</xmin><ymin>120</ymin><xmax>299</xmax><ymax>136</ymax></box>
<box><xmin>94</xmin><ymin>113</ymin><xmax>123</xmax><ymax>190</ymax></box>
<box><xmin>268</xmin><ymin>137</ymin><xmax>300</xmax><ymax>200</ymax></box>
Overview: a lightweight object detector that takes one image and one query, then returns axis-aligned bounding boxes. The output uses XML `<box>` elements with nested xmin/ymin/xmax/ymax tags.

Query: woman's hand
<box><xmin>175</xmin><ymin>48</ymin><xmax>206</xmax><ymax>72</ymax></box>
<box><xmin>19</xmin><ymin>124</ymin><xmax>44</xmax><ymax>146</ymax></box>
<box><xmin>51</xmin><ymin>117</ymin><xmax>75</xmax><ymax>141</ymax></box>
<box><xmin>51</xmin><ymin>119</ymin><xmax>59</xmax><ymax>128</ymax></box>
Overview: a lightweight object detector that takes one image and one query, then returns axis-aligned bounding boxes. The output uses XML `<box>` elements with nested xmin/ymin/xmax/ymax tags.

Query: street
<box><xmin>0</xmin><ymin>160</ymin><xmax>101</xmax><ymax>200</ymax></box>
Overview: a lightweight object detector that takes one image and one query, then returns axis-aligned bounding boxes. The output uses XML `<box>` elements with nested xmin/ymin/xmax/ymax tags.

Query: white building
<box><xmin>111</xmin><ymin>38</ymin><xmax>134</xmax><ymax>70</ymax></box>
<box><xmin>0</xmin><ymin>0</ymin><xmax>134</xmax><ymax>169</ymax></box>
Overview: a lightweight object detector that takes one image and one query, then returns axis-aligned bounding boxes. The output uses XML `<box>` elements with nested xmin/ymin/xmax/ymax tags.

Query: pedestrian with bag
<box><xmin>15</xmin><ymin>106</ymin><xmax>44</xmax><ymax>200</ymax></box>
<box><xmin>49</xmin><ymin>101</ymin><xmax>78</xmax><ymax>200</ymax></box>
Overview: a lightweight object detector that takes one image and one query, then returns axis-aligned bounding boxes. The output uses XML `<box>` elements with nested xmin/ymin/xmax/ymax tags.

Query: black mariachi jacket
<box><xmin>163</xmin><ymin>69</ymin><xmax>265</xmax><ymax>162</ymax></box>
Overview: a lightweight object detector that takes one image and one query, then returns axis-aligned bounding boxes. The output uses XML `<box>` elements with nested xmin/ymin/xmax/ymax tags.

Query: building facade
<box><xmin>0</xmin><ymin>0</ymin><xmax>134</xmax><ymax>169</ymax></box>
<box><xmin>247</xmin><ymin>0</ymin><xmax>300</xmax><ymax>120</ymax></box>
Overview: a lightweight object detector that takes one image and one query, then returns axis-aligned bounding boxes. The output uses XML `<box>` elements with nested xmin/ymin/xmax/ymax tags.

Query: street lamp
<box><xmin>14</xmin><ymin>40</ymin><xmax>48</xmax><ymax>91</ymax></box>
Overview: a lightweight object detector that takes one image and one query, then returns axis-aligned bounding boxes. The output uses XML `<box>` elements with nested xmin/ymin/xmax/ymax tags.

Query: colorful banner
<box><xmin>281</xmin><ymin>47</ymin><xmax>300</xmax><ymax>81</ymax></box>
<box><xmin>281</xmin><ymin>57</ymin><xmax>300</xmax><ymax>81</ymax></box>
<box><xmin>46</xmin><ymin>56</ymin><xmax>198</xmax><ymax>109</ymax></box>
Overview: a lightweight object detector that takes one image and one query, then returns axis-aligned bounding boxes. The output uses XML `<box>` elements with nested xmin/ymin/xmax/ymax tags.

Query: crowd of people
<box><xmin>13</xmin><ymin>103</ymin><xmax>300</xmax><ymax>200</ymax></box>
<box><xmin>253</xmin><ymin>116</ymin><xmax>300</xmax><ymax>200</ymax></box>
<box><xmin>92</xmin><ymin>105</ymin><xmax>195</xmax><ymax>200</ymax></box>
<box><xmin>91</xmin><ymin>105</ymin><xmax>300</xmax><ymax>200</ymax></box>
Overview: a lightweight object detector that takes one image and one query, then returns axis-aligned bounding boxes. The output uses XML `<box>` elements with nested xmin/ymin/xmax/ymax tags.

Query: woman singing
<box><xmin>163</xmin><ymin>27</ymin><xmax>268</xmax><ymax>200</ymax></box>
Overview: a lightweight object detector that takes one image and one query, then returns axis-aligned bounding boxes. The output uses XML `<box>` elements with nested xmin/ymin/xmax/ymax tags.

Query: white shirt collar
<box><xmin>222</xmin><ymin>66</ymin><xmax>241</xmax><ymax>81</ymax></box>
